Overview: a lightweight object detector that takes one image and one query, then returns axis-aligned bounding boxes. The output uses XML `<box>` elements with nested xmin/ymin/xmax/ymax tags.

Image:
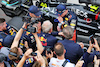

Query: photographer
<box><xmin>76</xmin><ymin>39</ymin><xmax>100</xmax><ymax>67</ymax></box>
<box><xmin>21</xmin><ymin>16</ymin><xmax>43</xmax><ymax>52</ymax></box>
<box><xmin>75</xmin><ymin>38</ymin><xmax>100</xmax><ymax>67</ymax></box>
<box><xmin>28</xmin><ymin>5</ymin><xmax>42</xmax><ymax>19</ymax></box>
<box><xmin>28</xmin><ymin>5</ymin><xmax>42</xmax><ymax>34</ymax></box>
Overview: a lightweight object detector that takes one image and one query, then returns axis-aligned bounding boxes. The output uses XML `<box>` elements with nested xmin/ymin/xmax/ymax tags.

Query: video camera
<box><xmin>22</xmin><ymin>16</ymin><xmax>43</xmax><ymax>33</ymax></box>
<box><xmin>31</xmin><ymin>52</ymin><xmax>37</xmax><ymax>56</ymax></box>
<box><xmin>27</xmin><ymin>25</ymin><xmax>37</xmax><ymax>33</ymax></box>
<box><xmin>0</xmin><ymin>53</ymin><xmax>7</xmax><ymax>63</ymax></box>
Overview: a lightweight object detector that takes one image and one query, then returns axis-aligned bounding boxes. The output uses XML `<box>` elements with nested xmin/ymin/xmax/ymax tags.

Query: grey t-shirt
<box><xmin>0</xmin><ymin>47</ymin><xmax>11</xmax><ymax>67</ymax></box>
<box><xmin>0</xmin><ymin>47</ymin><xmax>10</xmax><ymax>56</ymax></box>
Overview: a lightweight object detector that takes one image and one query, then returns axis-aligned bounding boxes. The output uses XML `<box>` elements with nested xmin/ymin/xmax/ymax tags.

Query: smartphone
<box><xmin>31</xmin><ymin>52</ymin><xmax>37</xmax><ymax>56</ymax></box>
<box><xmin>89</xmin><ymin>35</ymin><xmax>95</xmax><ymax>44</ymax></box>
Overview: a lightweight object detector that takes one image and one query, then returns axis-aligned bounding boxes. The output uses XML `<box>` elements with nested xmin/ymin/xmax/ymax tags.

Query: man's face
<box><xmin>0</xmin><ymin>22</ymin><xmax>7</xmax><ymax>30</ymax></box>
<box><xmin>29</xmin><ymin>13</ymin><xmax>38</xmax><ymax>18</ymax></box>
<box><xmin>37</xmin><ymin>22</ymin><xmax>41</xmax><ymax>30</ymax></box>
<box><xmin>2</xmin><ymin>22</ymin><xmax>7</xmax><ymax>30</ymax></box>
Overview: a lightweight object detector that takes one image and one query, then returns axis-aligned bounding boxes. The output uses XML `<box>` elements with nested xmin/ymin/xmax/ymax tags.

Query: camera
<box><xmin>46</xmin><ymin>46</ymin><xmax>53</xmax><ymax>54</ymax></box>
<box><xmin>27</xmin><ymin>25</ymin><xmax>37</xmax><ymax>33</ymax></box>
<box><xmin>31</xmin><ymin>52</ymin><xmax>37</xmax><ymax>56</ymax></box>
<box><xmin>22</xmin><ymin>16</ymin><xmax>31</xmax><ymax>23</ymax></box>
<box><xmin>47</xmin><ymin>48</ymin><xmax>52</xmax><ymax>54</ymax></box>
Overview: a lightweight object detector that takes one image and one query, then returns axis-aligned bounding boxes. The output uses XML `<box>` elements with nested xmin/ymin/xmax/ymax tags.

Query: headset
<box><xmin>9</xmin><ymin>52</ymin><xmax>17</xmax><ymax>57</ymax></box>
<box><xmin>0</xmin><ymin>53</ymin><xmax>7</xmax><ymax>63</ymax></box>
<box><xmin>8</xmin><ymin>48</ymin><xmax>23</xmax><ymax>60</ymax></box>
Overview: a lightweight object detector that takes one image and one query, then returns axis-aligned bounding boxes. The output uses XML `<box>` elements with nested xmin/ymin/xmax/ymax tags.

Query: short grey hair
<box><xmin>42</xmin><ymin>20</ymin><xmax>53</xmax><ymax>33</ymax></box>
<box><xmin>62</xmin><ymin>26</ymin><xmax>73</xmax><ymax>40</ymax></box>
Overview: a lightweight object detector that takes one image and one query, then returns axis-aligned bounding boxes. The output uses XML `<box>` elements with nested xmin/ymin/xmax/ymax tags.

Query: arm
<box><xmin>34</xmin><ymin>51</ymin><xmax>46</xmax><ymax>67</ymax></box>
<box><xmin>11</xmin><ymin>23</ymin><xmax>26</xmax><ymax>49</ymax></box>
<box><xmin>93</xmin><ymin>39</ymin><xmax>100</xmax><ymax>51</ymax></box>
<box><xmin>61</xmin><ymin>10</ymin><xmax>68</xmax><ymax>17</ymax></box>
<box><xmin>94</xmin><ymin>55</ymin><xmax>100</xmax><ymax>67</ymax></box>
<box><xmin>32</xmin><ymin>33</ymin><xmax>44</xmax><ymax>54</ymax></box>
<box><xmin>87</xmin><ymin>41</ymin><xmax>94</xmax><ymax>53</ymax></box>
<box><xmin>46</xmin><ymin>50</ymin><xmax>53</xmax><ymax>59</ymax></box>
<box><xmin>75</xmin><ymin>61</ymin><xmax>84</xmax><ymax>67</ymax></box>
<box><xmin>82</xmin><ymin>41</ymin><xmax>94</xmax><ymax>67</ymax></box>
<box><xmin>17</xmin><ymin>49</ymin><xmax>33</xmax><ymax>67</ymax></box>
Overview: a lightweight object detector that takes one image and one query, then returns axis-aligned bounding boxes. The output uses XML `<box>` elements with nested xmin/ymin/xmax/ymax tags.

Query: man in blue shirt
<box><xmin>21</xmin><ymin>5</ymin><xmax>43</xmax><ymax>51</ymax></box>
<box><xmin>38</xmin><ymin>20</ymin><xmax>57</xmax><ymax>48</ymax></box>
<box><xmin>58</xmin><ymin>26</ymin><xmax>83</xmax><ymax>64</ymax></box>
<box><xmin>0</xmin><ymin>18</ymin><xmax>14</xmax><ymax>48</ymax></box>
<box><xmin>56</xmin><ymin>4</ymin><xmax>77</xmax><ymax>42</ymax></box>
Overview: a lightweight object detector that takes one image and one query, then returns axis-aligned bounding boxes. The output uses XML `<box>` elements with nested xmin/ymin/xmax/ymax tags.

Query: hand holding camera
<box><xmin>34</xmin><ymin>51</ymin><xmax>46</xmax><ymax>67</ymax></box>
<box><xmin>46</xmin><ymin>47</ymin><xmax>53</xmax><ymax>59</ymax></box>
<box><xmin>93</xmin><ymin>39</ymin><xmax>100</xmax><ymax>51</ymax></box>
<box><xmin>24</xmin><ymin>49</ymin><xmax>33</xmax><ymax>59</ymax></box>
<box><xmin>89</xmin><ymin>35</ymin><xmax>95</xmax><ymax>44</ymax></box>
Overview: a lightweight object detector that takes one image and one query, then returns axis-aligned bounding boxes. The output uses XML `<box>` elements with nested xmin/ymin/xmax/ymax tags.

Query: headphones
<box><xmin>0</xmin><ymin>53</ymin><xmax>7</xmax><ymax>63</ymax></box>
<box><xmin>9</xmin><ymin>52</ymin><xmax>17</xmax><ymax>57</ymax></box>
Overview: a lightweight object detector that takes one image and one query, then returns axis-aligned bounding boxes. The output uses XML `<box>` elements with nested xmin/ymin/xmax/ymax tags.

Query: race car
<box><xmin>35</xmin><ymin>0</ymin><xmax>100</xmax><ymax>45</ymax></box>
<box><xmin>0</xmin><ymin>0</ymin><xmax>33</xmax><ymax>17</ymax></box>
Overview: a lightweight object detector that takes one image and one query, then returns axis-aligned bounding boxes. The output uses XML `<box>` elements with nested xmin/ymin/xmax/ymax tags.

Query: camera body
<box><xmin>31</xmin><ymin>52</ymin><xmax>37</xmax><ymax>56</ymax></box>
<box><xmin>46</xmin><ymin>46</ymin><xmax>53</xmax><ymax>54</ymax></box>
<box><xmin>27</xmin><ymin>26</ymin><xmax>37</xmax><ymax>33</ymax></box>
<box><xmin>47</xmin><ymin>48</ymin><xmax>52</xmax><ymax>54</ymax></box>
<box><xmin>89</xmin><ymin>35</ymin><xmax>95</xmax><ymax>44</ymax></box>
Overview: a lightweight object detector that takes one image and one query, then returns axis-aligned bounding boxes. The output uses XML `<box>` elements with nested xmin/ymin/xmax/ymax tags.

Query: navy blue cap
<box><xmin>29</xmin><ymin>5</ymin><xmax>42</xmax><ymax>16</ymax></box>
<box><xmin>3</xmin><ymin>35</ymin><xmax>14</xmax><ymax>48</ymax></box>
<box><xmin>56</xmin><ymin>4</ymin><xmax>66</xmax><ymax>11</ymax></box>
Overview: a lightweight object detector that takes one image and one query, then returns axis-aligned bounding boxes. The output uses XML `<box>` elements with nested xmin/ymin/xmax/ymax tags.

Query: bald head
<box><xmin>54</xmin><ymin>43</ymin><xmax>64</xmax><ymax>56</ymax></box>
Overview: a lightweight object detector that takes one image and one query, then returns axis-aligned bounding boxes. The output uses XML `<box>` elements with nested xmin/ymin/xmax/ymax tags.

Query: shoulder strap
<box><xmin>62</xmin><ymin>60</ymin><xmax>68</xmax><ymax>67</ymax></box>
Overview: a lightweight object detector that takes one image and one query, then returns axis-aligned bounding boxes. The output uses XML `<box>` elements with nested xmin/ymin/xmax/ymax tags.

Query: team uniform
<box><xmin>0</xmin><ymin>23</ymin><xmax>16</xmax><ymax>49</ymax></box>
<box><xmin>56</xmin><ymin>4</ymin><xmax>77</xmax><ymax>42</ymax></box>
<box><xmin>58</xmin><ymin>39</ymin><xmax>83</xmax><ymax>64</ymax></box>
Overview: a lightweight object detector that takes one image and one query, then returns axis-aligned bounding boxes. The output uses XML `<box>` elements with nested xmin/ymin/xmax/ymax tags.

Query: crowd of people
<box><xmin>0</xmin><ymin>4</ymin><xmax>100</xmax><ymax>67</ymax></box>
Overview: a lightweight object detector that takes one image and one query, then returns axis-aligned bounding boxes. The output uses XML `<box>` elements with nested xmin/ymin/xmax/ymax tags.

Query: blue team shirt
<box><xmin>58</xmin><ymin>39</ymin><xmax>83</xmax><ymax>64</ymax></box>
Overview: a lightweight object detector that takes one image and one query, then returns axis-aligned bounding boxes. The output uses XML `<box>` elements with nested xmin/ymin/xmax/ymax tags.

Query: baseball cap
<box><xmin>29</xmin><ymin>5</ymin><xmax>42</xmax><ymax>16</ymax></box>
<box><xmin>3</xmin><ymin>35</ymin><xmax>14</xmax><ymax>48</ymax></box>
<box><xmin>56</xmin><ymin>4</ymin><xmax>66</xmax><ymax>11</ymax></box>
